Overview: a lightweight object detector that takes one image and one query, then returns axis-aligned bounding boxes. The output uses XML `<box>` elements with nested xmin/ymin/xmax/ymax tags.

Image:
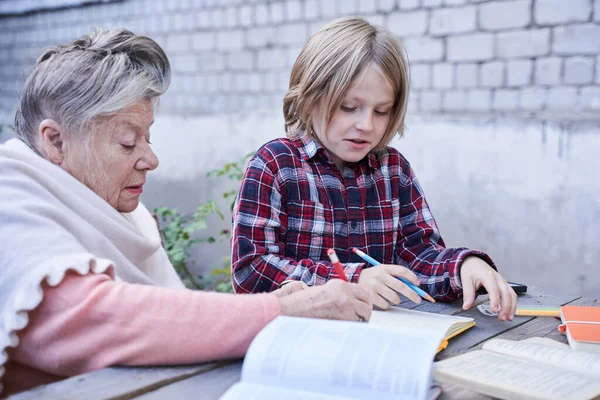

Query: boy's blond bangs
<box><xmin>283</xmin><ymin>17</ymin><xmax>410</xmax><ymax>151</ymax></box>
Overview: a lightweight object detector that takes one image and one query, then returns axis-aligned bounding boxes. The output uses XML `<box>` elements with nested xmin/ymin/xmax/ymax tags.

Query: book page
<box><xmin>521</xmin><ymin>337</ymin><xmax>570</xmax><ymax>349</ymax></box>
<box><xmin>220</xmin><ymin>382</ymin><xmax>353</xmax><ymax>400</ymax></box>
<box><xmin>433</xmin><ymin>350</ymin><xmax>600</xmax><ymax>400</ymax></box>
<box><xmin>240</xmin><ymin>316</ymin><xmax>446</xmax><ymax>400</ymax></box>
<box><xmin>220</xmin><ymin>382</ymin><xmax>444</xmax><ymax>400</ymax></box>
<box><xmin>369</xmin><ymin>308</ymin><xmax>474</xmax><ymax>338</ymax></box>
<box><xmin>483</xmin><ymin>338</ymin><xmax>600</xmax><ymax>377</ymax></box>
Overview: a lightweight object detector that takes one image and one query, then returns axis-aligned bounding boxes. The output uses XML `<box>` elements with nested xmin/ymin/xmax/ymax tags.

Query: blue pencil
<box><xmin>352</xmin><ymin>248</ymin><xmax>435</xmax><ymax>303</ymax></box>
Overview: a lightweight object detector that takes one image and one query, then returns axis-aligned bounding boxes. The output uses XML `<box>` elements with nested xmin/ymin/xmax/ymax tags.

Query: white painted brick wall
<box><xmin>507</xmin><ymin>60</ymin><xmax>532</xmax><ymax>87</ymax></box>
<box><xmin>403</xmin><ymin>37</ymin><xmax>444</xmax><ymax>62</ymax></box>
<box><xmin>320</xmin><ymin>0</ymin><xmax>337</xmax><ymax>17</ymax></box>
<box><xmin>257</xmin><ymin>48</ymin><xmax>286</xmax><ymax>70</ymax></box>
<box><xmin>365</xmin><ymin>14</ymin><xmax>385</xmax><ymax>27</ymax></box>
<box><xmin>433</xmin><ymin>63</ymin><xmax>454</xmax><ymax>89</ymax></box>
<box><xmin>480</xmin><ymin>61</ymin><xmax>504</xmax><ymax>87</ymax></box>
<box><xmin>411</xmin><ymin>64</ymin><xmax>431</xmax><ymax>89</ymax></box>
<box><xmin>167</xmin><ymin>33</ymin><xmax>190</xmax><ymax>53</ymax></box>
<box><xmin>564</xmin><ymin>57</ymin><xmax>595</xmax><ymax>84</ymax></box>
<box><xmin>387</xmin><ymin>10</ymin><xmax>428</xmax><ymax>37</ymax></box>
<box><xmin>421</xmin><ymin>90</ymin><xmax>442</xmax><ymax>110</ymax></box>
<box><xmin>456</xmin><ymin>63</ymin><xmax>478</xmax><ymax>87</ymax></box>
<box><xmin>465</xmin><ymin>89</ymin><xmax>491</xmax><ymax>111</ymax></box>
<box><xmin>430</xmin><ymin>6</ymin><xmax>477</xmax><ymax>35</ymax></box>
<box><xmin>276</xmin><ymin>23</ymin><xmax>309</xmax><ymax>45</ymax></box>
<box><xmin>547</xmin><ymin>87</ymin><xmax>578</xmax><ymax>109</ymax></box>
<box><xmin>379</xmin><ymin>0</ymin><xmax>396</xmax><ymax>12</ymax></box>
<box><xmin>400</xmin><ymin>0</ymin><xmax>421</xmax><ymax>10</ymax></box>
<box><xmin>479</xmin><ymin>0</ymin><xmax>531</xmax><ymax>31</ymax></box>
<box><xmin>287</xmin><ymin>0</ymin><xmax>303</xmax><ymax>20</ymax></box>
<box><xmin>171</xmin><ymin>54</ymin><xmax>196</xmax><ymax>72</ymax></box>
<box><xmin>304</xmin><ymin>0</ymin><xmax>319</xmax><ymax>19</ymax></box>
<box><xmin>270</xmin><ymin>2</ymin><xmax>285</xmax><ymax>24</ymax></box>
<box><xmin>448</xmin><ymin>33</ymin><xmax>494</xmax><ymax>61</ymax></box>
<box><xmin>238</xmin><ymin>5</ymin><xmax>253</xmax><ymax>27</ymax></box>
<box><xmin>535</xmin><ymin>57</ymin><xmax>562</xmax><ymax>85</ymax></box>
<box><xmin>1</xmin><ymin>0</ymin><xmax>600</xmax><ymax>120</ymax></box>
<box><xmin>286</xmin><ymin>45</ymin><xmax>303</xmax><ymax>67</ymax></box>
<box><xmin>497</xmin><ymin>29</ymin><xmax>550</xmax><ymax>58</ymax></box>
<box><xmin>192</xmin><ymin>32</ymin><xmax>215</xmax><ymax>51</ymax></box>
<box><xmin>255</xmin><ymin>3</ymin><xmax>268</xmax><ymax>25</ymax></box>
<box><xmin>246</xmin><ymin>27</ymin><xmax>275</xmax><ymax>48</ymax></box>
<box><xmin>553</xmin><ymin>25</ymin><xmax>600</xmax><ymax>55</ymax></box>
<box><xmin>520</xmin><ymin>87</ymin><xmax>547</xmax><ymax>110</ymax></box>
<box><xmin>443</xmin><ymin>90</ymin><xmax>466</xmax><ymax>111</ymax></box>
<box><xmin>339</xmin><ymin>0</ymin><xmax>360</xmax><ymax>15</ymax></box>
<box><xmin>580</xmin><ymin>87</ymin><xmax>600</xmax><ymax>109</ymax></box>
<box><xmin>407</xmin><ymin>91</ymin><xmax>419</xmax><ymax>113</ymax></box>
<box><xmin>227</xmin><ymin>51</ymin><xmax>254</xmax><ymax>71</ymax></box>
<box><xmin>535</xmin><ymin>0</ymin><xmax>591</xmax><ymax>25</ymax></box>
<box><xmin>493</xmin><ymin>89</ymin><xmax>519</xmax><ymax>110</ymax></box>
<box><xmin>198</xmin><ymin>53</ymin><xmax>225</xmax><ymax>71</ymax></box>
<box><xmin>358</xmin><ymin>0</ymin><xmax>378</xmax><ymax>14</ymax></box>
<box><xmin>217</xmin><ymin>30</ymin><xmax>244</xmax><ymax>51</ymax></box>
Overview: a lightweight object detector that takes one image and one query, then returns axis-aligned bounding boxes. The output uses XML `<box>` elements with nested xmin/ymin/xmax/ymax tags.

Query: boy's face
<box><xmin>312</xmin><ymin>64</ymin><xmax>394</xmax><ymax>171</ymax></box>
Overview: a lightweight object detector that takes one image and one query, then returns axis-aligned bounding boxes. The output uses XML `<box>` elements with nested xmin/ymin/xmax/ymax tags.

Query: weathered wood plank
<box><xmin>8</xmin><ymin>362</ymin><xmax>228</xmax><ymax>400</ymax></box>
<box><xmin>134</xmin><ymin>361</ymin><xmax>242</xmax><ymax>399</ymax></box>
<box><xmin>436</xmin><ymin>287</ymin><xmax>579</xmax><ymax>360</ymax></box>
<box><xmin>484</xmin><ymin>296</ymin><xmax>598</xmax><ymax>345</ymax></box>
<box><xmin>437</xmin><ymin>296</ymin><xmax>599</xmax><ymax>400</ymax></box>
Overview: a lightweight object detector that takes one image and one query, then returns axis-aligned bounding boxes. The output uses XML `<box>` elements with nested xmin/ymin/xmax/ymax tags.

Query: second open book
<box><xmin>433</xmin><ymin>337</ymin><xmax>600</xmax><ymax>400</ymax></box>
<box><xmin>219</xmin><ymin>308</ymin><xmax>474</xmax><ymax>400</ymax></box>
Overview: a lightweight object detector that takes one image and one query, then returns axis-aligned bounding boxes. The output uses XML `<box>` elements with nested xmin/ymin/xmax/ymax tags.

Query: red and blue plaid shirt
<box><xmin>231</xmin><ymin>135</ymin><xmax>495</xmax><ymax>301</ymax></box>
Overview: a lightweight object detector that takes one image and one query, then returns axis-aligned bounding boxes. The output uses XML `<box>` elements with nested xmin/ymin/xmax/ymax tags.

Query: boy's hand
<box><xmin>460</xmin><ymin>256</ymin><xmax>517</xmax><ymax>321</ymax></box>
<box><xmin>357</xmin><ymin>264</ymin><xmax>422</xmax><ymax>309</ymax></box>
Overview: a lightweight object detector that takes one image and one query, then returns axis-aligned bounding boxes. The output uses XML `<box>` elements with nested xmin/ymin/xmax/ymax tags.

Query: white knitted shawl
<box><xmin>0</xmin><ymin>138</ymin><xmax>184</xmax><ymax>390</ymax></box>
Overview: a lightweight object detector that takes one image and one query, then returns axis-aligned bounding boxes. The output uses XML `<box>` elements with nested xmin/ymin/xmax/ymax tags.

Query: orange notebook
<box><xmin>559</xmin><ymin>305</ymin><xmax>600</xmax><ymax>353</ymax></box>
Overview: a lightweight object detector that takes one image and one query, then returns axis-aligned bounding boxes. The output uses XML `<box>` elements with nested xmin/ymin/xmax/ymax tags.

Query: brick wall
<box><xmin>1</xmin><ymin>0</ymin><xmax>600</xmax><ymax>124</ymax></box>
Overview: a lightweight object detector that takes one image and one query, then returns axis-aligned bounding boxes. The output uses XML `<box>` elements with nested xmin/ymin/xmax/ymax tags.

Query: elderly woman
<box><xmin>0</xmin><ymin>28</ymin><xmax>372</xmax><ymax>396</ymax></box>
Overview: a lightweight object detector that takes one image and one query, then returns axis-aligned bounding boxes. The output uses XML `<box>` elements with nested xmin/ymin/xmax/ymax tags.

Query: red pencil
<box><xmin>327</xmin><ymin>248</ymin><xmax>349</xmax><ymax>281</ymax></box>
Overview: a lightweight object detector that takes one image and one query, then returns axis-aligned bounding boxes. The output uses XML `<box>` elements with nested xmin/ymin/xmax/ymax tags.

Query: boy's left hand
<box><xmin>460</xmin><ymin>256</ymin><xmax>517</xmax><ymax>321</ymax></box>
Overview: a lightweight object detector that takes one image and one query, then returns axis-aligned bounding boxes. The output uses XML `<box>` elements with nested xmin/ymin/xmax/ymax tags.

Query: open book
<box><xmin>219</xmin><ymin>315</ymin><xmax>449</xmax><ymax>400</ymax></box>
<box><xmin>369</xmin><ymin>307</ymin><xmax>475</xmax><ymax>351</ymax></box>
<box><xmin>433</xmin><ymin>337</ymin><xmax>600</xmax><ymax>400</ymax></box>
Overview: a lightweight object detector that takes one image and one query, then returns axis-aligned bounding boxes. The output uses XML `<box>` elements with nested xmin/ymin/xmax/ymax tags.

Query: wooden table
<box><xmin>9</xmin><ymin>287</ymin><xmax>598</xmax><ymax>400</ymax></box>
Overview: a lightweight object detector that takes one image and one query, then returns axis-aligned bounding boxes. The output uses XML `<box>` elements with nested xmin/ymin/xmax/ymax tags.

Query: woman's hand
<box><xmin>272</xmin><ymin>281</ymin><xmax>308</xmax><ymax>297</ymax></box>
<box><xmin>357</xmin><ymin>264</ymin><xmax>422</xmax><ymax>309</ymax></box>
<box><xmin>278</xmin><ymin>279</ymin><xmax>372</xmax><ymax>322</ymax></box>
<box><xmin>460</xmin><ymin>256</ymin><xmax>517</xmax><ymax>321</ymax></box>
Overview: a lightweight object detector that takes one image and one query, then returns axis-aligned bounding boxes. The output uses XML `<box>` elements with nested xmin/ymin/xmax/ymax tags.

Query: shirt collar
<box><xmin>296</xmin><ymin>133</ymin><xmax>380</xmax><ymax>171</ymax></box>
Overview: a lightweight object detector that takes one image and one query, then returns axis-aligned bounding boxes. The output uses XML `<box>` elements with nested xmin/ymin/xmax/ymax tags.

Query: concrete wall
<box><xmin>1</xmin><ymin>0</ymin><xmax>599</xmax><ymax>297</ymax></box>
<box><xmin>140</xmin><ymin>112</ymin><xmax>600</xmax><ymax>297</ymax></box>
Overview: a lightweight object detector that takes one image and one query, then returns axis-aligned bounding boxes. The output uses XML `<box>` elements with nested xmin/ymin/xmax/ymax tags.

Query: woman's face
<box><xmin>62</xmin><ymin>99</ymin><xmax>158</xmax><ymax>213</ymax></box>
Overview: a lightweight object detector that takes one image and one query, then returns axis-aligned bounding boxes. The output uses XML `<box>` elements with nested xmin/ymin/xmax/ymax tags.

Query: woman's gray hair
<box><xmin>14</xmin><ymin>27</ymin><xmax>170</xmax><ymax>147</ymax></box>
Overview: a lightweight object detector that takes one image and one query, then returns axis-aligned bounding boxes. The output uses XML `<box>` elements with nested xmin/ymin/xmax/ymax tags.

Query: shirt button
<box><xmin>350</xmin><ymin>220</ymin><xmax>358</xmax><ymax>229</ymax></box>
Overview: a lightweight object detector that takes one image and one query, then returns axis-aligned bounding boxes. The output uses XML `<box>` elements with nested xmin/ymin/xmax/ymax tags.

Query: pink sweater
<box><xmin>1</xmin><ymin>272</ymin><xmax>280</xmax><ymax>396</ymax></box>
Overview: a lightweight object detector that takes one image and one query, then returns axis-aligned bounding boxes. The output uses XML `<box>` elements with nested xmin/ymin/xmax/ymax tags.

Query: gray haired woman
<box><xmin>0</xmin><ymin>28</ymin><xmax>372</xmax><ymax>396</ymax></box>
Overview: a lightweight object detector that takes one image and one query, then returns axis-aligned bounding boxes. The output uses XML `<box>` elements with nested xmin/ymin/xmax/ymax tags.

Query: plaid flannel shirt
<box><xmin>231</xmin><ymin>135</ymin><xmax>495</xmax><ymax>301</ymax></box>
